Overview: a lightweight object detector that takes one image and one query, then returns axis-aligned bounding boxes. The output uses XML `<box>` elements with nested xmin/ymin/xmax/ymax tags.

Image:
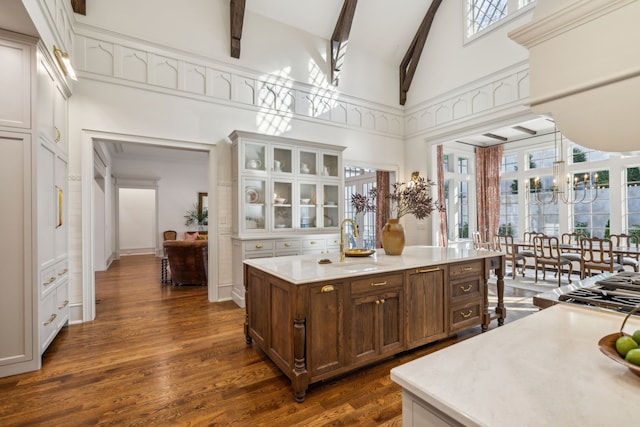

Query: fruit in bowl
<box><xmin>598</xmin><ymin>304</ymin><xmax>640</xmax><ymax>376</ymax></box>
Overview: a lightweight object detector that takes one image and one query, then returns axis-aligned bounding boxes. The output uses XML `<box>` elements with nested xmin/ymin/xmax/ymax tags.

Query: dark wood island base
<box><xmin>244</xmin><ymin>250</ymin><xmax>505</xmax><ymax>402</ymax></box>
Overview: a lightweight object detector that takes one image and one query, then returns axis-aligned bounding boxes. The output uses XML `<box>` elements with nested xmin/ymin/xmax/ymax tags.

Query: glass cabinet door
<box><xmin>299</xmin><ymin>150</ymin><xmax>317</xmax><ymax>176</ymax></box>
<box><xmin>243</xmin><ymin>141</ymin><xmax>266</xmax><ymax>173</ymax></box>
<box><xmin>322</xmin><ymin>153</ymin><xmax>339</xmax><ymax>178</ymax></box>
<box><xmin>322</xmin><ymin>184</ymin><xmax>340</xmax><ymax>228</ymax></box>
<box><xmin>272</xmin><ymin>180</ymin><xmax>293</xmax><ymax>229</ymax></box>
<box><xmin>243</xmin><ymin>177</ymin><xmax>267</xmax><ymax>232</ymax></box>
<box><xmin>299</xmin><ymin>182</ymin><xmax>318</xmax><ymax>229</ymax></box>
<box><xmin>272</xmin><ymin>145</ymin><xmax>293</xmax><ymax>174</ymax></box>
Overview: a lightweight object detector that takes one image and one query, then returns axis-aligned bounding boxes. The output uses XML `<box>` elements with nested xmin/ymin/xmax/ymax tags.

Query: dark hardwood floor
<box><xmin>0</xmin><ymin>255</ymin><xmax>538</xmax><ymax>426</ymax></box>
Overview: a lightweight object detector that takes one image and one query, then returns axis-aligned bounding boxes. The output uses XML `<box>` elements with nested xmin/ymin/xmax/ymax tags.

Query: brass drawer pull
<box><xmin>460</xmin><ymin>309</ymin><xmax>473</xmax><ymax>319</ymax></box>
<box><xmin>371</xmin><ymin>281</ymin><xmax>388</xmax><ymax>287</ymax></box>
<box><xmin>255</xmin><ymin>243</ymin><xmax>263</xmax><ymax>249</ymax></box>
<box><xmin>58</xmin><ymin>268</ymin><xmax>68</xmax><ymax>276</ymax></box>
<box><xmin>43</xmin><ymin>277</ymin><xmax>56</xmax><ymax>286</ymax></box>
<box><xmin>321</xmin><ymin>285</ymin><xmax>335</xmax><ymax>293</ymax></box>
<box><xmin>43</xmin><ymin>313</ymin><xmax>57</xmax><ymax>326</ymax></box>
<box><xmin>284</xmin><ymin>242</ymin><xmax>291</xmax><ymax>247</ymax></box>
<box><xmin>58</xmin><ymin>300</ymin><xmax>69</xmax><ymax>309</ymax></box>
<box><xmin>379</xmin><ymin>298</ymin><xmax>385</xmax><ymax>304</ymax></box>
<box><xmin>309</xmin><ymin>241</ymin><xmax>316</xmax><ymax>245</ymax></box>
<box><xmin>461</xmin><ymin>267</ymin><xmax>473</xmax><ymax>272</ymax></box>
<box><xmin>460</xmin><ymin>284</ymin><xmax>473</xmax><ymax>293</ymax></box>
<box><xmin>416</xmin><ymin>267</ymin><xmax>439</xmax><ymax>273</ymax></box>
<box><xmin>55</xmin><ymin>127</ymin><xmax>61</xmax><ymax>143</ymax></box>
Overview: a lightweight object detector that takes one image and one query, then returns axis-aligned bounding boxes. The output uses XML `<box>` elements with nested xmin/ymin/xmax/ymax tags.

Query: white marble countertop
<box><xmin>390</xmin><ymin>303</ymin><xmax>640</xmax><ymax>427</ymax></box>
<box><xmin>243</xmin><ymin>245</ymin><xmax>501</xmax><ymax>284</ymax></box>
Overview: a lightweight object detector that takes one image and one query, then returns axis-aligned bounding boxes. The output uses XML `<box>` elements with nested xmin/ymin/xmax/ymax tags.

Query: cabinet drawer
<box><xmin>325</xmin><ymin>236</ymin><xmax>340</xmax><ymax>248</ymax></box>
<box><xmin>56</xmin><ymin>281</ymin><xmax>70</xmax><ymax>319</ymax></box>
<box><xmin>450</xmin><ymin>300</ymin><xmax>482</xmax><ymax>332</ymax></box>
<box><xmin>350</xmin><ymin>273</ymin><xmax>403</xmax><ymax>295</ymax></box>
<box><xmin>450</xmin><ymin>277</ymin><xmax>482</xmax><ymax>302</ymax></box>
<box><xmin>40</xmin><ymin>266</ymin><xmax>57</xmax><ymax>296</ymax></box>
<box><xmin>302</xmin><ymin>238</ymin><xmax>324</xmax><ymax>250</ymax></box>
<box><xmin>448</xmin><ymin>260</ymin><xmax>483</xmax><ymax>278</ymax></box>
<box><xmin>55</xmin><ymin>259</ymin><xmax>69</xmax><ymax>278</ymax></box>
<box><xmin>275</xmin><ymin>240</ymin><xmax>300</xmax><ymax>250</ymax></box>
<box><xmin>39</xmin><ymin>291</ymin><xmax>58</xmax><ymax>353</ymax></box>
<box><xmin>244</xmin><ymin>241</ymin><xmax>274</xmax><ymax>252</ymax></box>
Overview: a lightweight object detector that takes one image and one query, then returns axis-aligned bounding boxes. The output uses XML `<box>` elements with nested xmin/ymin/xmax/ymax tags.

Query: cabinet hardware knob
<box><xmin>375</xmin><ymin>300</ymin><xmax>381</xmax><ymax>305</ymax></box>
<box><xmin>321</xmin><ymin>285</ymin><xmax>335</xmax><ymax>293</ymax></box>
<box><xmin>310</xmin><ymin>241</ymin><xmax>316</xmax><ymax>245</ymax></box>
<box><xmin>255</xmin><ymin>243</ymin><xmax>263</xmax><ymax>249</ymax></box>
<box><xmin>379</xmin><ymin>298</ymin><xmax>385</xmax><ymax>304</ymax></box>
<box><xmin>43</xmin><ymin>313</ymin><xmax>57</xmax><ymax>326</ymax></box>
<box><xmin>416</xmin><ymin>267</ymin><xmax>439</xmax><ymax>273</ymax></box>
<box><xmin>460</xmin><ymin>284</ymin><xmax>473</xmax><ymax>292</ymax></box>
<box><xmin>371</xmin><ymin>281</ymin><xmax>387</xmax><ymax>287</ymax></box>
<box><xmin>460</xmin><ymin>309</ymin><xmax>473</xmax><ymax>319</ymax></box>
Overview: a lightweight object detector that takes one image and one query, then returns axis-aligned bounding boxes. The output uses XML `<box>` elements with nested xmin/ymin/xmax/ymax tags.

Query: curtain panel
<box><xmin>475</xmin><ymin>145</ymin><xmax>503</xmax><ymax>242</ymax></box>
<box><xmin>375</xmin><ymin>171</ymin><xmax>390</xmax><ymax>248</ymax></box>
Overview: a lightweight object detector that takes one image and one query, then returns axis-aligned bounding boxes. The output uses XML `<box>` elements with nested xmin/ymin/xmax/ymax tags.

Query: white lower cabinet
<box><xmin>39</xmin><ymin>278</ymin><xmax>69</xmax><ymax>354</ymax></box>
<box><xmin>231</xmin><ymin>234</ymin><xmax>340</xmax><ymax>307</ymax></box>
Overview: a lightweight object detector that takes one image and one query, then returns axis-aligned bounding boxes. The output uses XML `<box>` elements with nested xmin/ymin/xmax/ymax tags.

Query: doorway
<box><xmin>118</xmin><ymin>187</ymin><xmax>157</xmax><ymax>255</ymax></box>
<box><xmin>344</xmin><ymin>166</ymin><xmax>378</xmax><ymax>249</ymax></box>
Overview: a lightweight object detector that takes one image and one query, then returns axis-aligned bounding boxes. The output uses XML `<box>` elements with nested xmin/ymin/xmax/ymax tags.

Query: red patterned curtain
<box><xmin>375</xmin><ymin>171</ymin><xmax>389</xmax><ymax>248</ymax></box>
<box><xmin>437</xmin><ymin>145</ymin><xmax>448</xmax><ymax>247</ymax></box>
<box><xmin>475</xmin><ymin>145</ymin><xmax>503</xmax><ymax>242</ymax></box>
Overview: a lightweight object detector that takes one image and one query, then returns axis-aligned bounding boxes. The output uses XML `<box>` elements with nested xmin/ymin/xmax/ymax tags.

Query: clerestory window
<box><xmin>466</xmin><ymin>0</ymin><xmax>536</xmax><ymax>38</ymax></box>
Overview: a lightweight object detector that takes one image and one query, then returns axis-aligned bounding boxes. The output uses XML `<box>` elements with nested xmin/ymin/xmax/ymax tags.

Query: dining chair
<box><xmin>472</xmin><ymin>231</ymin><xmax>495</xmax><ymax>251</ymax></box>
<box><xmin>533</xmin><ymin>235</ymin><xmax>573</xmax><ymax>287</ymax></box>
<box><xmin>559</xmin><ymin>232</ymin><xmax>584</xmax><ymax>263</ymax></box>
<box><xmin>579</xmin><ymin>237</ymin><xmax>625</xmax><ymax>279</ymax></box>
<box><xmin>496</xmin><ymin>235</ymin><xmax>526</xmax><ymax>279</ymax></box>
<box><xmin>609</xmin><ymin>233</ymin><xmax>640</xmax><ymax>272</ymax></box>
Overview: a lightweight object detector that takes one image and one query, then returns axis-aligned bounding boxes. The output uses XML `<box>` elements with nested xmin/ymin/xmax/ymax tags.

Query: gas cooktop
<box><xmin>557</xmin><ymin>272</ymin><xmax>640</xmax><ymax>314</ymax></box>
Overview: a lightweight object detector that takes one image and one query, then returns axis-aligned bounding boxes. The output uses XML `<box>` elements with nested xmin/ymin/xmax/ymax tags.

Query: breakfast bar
<box><xmin>243</xmin><ymin>246</ymin><xmax>505</xmax><ymax>401</ymax></box>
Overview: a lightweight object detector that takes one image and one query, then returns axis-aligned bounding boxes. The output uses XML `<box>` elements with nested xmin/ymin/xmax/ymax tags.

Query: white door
<box><xmin>118</xmin><ymin>188</ymin><xmax>156</xmax><ymax>255</ymax></box>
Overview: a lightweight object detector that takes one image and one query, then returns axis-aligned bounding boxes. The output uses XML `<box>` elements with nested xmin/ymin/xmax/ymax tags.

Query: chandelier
<box><xmin>525</xmin><ymin>128</ymin><xmax>599</xmax><ymax>205</ymax></box>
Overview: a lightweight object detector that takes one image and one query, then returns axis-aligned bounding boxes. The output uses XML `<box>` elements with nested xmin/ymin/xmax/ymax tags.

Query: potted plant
<box><xmin>351</xmin><ymin>175</ymin><xmax>443</xmax><ymax>255</ymax></box>
<box><xmin>184</xmin><ymin>203</ymin><xmax>208</xmax><ymax>231</ymax></box>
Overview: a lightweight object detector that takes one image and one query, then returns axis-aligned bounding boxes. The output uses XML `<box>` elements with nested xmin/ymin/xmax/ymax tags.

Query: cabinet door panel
<box><xmin>406</xmin><ymin>268</ymin><xmax>447</xmax><ymax>347</ymax></box>
<box><xmin>351</xmin><ymin>294</ymin><xmax>378</xmax><ymax>363</ymax></box>
<box><xmin>380</xmin><ymin>290</ymin><xmax>403</xmax><ymax>354</ymax></box>
<box><xmin>308</xmin><ymin>282</ymin><xmax>344</xmax><ymax>377</ymax></box>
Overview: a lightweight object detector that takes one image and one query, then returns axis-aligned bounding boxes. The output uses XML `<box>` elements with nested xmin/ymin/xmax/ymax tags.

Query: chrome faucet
<box><xmin>340</xmin><ymin>218</ymin><xmax>358</xmax><ymax>262</ymax></box>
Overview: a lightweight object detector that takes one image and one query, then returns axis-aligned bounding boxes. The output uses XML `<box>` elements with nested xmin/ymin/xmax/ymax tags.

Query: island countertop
<box><xmin>390</xmin><ymin>303</ymin><xmax>640</xmax><ymax>427</ymax></box>
<box><xmin>243</xmin><ymin>245</ymin><xmax>501</xmax><ymax>284</ymax></box>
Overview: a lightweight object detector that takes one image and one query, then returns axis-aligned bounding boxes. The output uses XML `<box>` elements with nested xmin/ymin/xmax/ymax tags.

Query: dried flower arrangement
<box><xmin>350</xmin><ymin>175</ymin><xmax>443</xmax><ymax>220</ymax></box>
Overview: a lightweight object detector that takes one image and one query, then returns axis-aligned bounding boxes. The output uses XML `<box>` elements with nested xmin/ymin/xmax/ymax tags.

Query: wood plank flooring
<box><xmin>0</xmin><ymin>255</ymin><xmax>538</xmax><ymax>426</ymax></box>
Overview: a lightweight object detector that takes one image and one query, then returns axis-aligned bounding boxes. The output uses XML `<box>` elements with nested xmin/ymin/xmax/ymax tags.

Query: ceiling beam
<box><xmin>71</xmin><ymin>0</ymin><xmax>86</xmax><ymax>15</ymax></box>
<box><xmin>399</xmin><ymin>0</ymin><xmax>442</xmax><ymax>105</ymax></box>
<box><xmin>483</xmin><ymin>133</ymin><xmax>508</xmax><ymax>142</ymax></box>
<box><xmin>512</xmin><ymin>125</ymin><xmax>537</xmax><ymax>135</ymax></box>
<box><xmin>230</xmin><ymin>0</ymin><xmax>245</xmax><ymax>59</ymax></box>
<box><xmin>331</xmin><ymin>0</ymin><xmax>358</xmax><ymax>86</ymax></box>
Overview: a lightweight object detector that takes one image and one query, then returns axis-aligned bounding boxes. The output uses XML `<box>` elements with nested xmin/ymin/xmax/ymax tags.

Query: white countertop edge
<box><xmin>390</xmin><ymin>304</ymin><xmax>640</xmax><ymax>426</ymax></box>
<box><xmin>243</xmin><ymin>245</ymin><xmax>502</xmax><ymax>284</ymax></box>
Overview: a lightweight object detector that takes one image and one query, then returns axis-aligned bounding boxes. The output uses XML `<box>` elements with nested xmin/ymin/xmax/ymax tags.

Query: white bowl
<box><xmin>275</xmin><ymin>198</ymin><xmax>286</xmax><ymax>204</ymax></box>
<box><xmin>300</xmin><ymin>198</ymin><xmax>311</xmax><ymax>204</ymax></box>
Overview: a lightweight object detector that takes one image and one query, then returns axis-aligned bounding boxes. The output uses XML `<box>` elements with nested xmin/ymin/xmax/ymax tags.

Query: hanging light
<box><xmin>525</xmin><ymin>126</ymin><xmax>598</xmax><ymax>205</ymax></box>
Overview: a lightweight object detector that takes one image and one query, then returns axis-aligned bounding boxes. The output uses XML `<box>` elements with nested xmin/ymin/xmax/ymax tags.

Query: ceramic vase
<box><xmin>381</xmin><ymin>218</ymin><xmax>405</xmax><ymax>255</ymax></box>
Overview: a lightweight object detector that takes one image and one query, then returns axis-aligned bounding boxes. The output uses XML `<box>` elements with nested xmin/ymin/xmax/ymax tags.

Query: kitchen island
<box><xmin>391</xmin><ymin>303</ymin><xmax>640</xmax><ymax>426</ymax></box>
<box><xmin>243</xmin><ymin>246</ymin><xmax>505</xmax><ymax>401</ymax></box>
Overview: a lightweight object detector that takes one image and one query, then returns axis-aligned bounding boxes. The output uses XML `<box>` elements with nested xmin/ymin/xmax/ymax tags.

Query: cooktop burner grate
<box><xmin>595</xmin><ymin>272</ymin><xmax>640</xmax><ymax>292</ymax></box>
<box><xmin>558</xmin><ymin>287</ymin><xmax>640</xmax><ymax>313</ymax></box>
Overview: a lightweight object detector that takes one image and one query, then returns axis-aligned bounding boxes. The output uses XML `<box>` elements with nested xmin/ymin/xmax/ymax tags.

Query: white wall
<box><xmin>118</xmin><ymin>188</ymin><xmax>156</xmax><ymax>253</ymax></box>
<box><xmin>72</xmin><ymin>0</ymin><xmax>399</xmax><ymax>107</ymax></box>
<box><xmin>404</xmin><ymin>1</ymin><xmax>533</xmax><ymax>108</ymax></box>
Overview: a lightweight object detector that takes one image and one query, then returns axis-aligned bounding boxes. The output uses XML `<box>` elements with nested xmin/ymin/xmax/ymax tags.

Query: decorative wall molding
<box><xmin>404</xmin><ymin>61</ymin><xmax>531</xmax><ymax>141</ymax></box>
<box><xmin>73</xmin><ymin>27</ymin><xmax>405</xmax><ymax>138</ymax></box>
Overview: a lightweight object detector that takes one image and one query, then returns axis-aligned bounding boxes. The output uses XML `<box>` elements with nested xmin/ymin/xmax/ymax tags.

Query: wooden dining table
<box><xmin>511</xmin><ymin>239</ymin><xmax>640</xmax><ymax>268</ymax></box>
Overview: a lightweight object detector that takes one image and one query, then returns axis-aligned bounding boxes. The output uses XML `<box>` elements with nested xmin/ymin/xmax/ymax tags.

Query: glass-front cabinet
<box><xmin>231</xmin><ymin>130</ymin><xmax>345</xmax><ymax>236</ymax></box>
